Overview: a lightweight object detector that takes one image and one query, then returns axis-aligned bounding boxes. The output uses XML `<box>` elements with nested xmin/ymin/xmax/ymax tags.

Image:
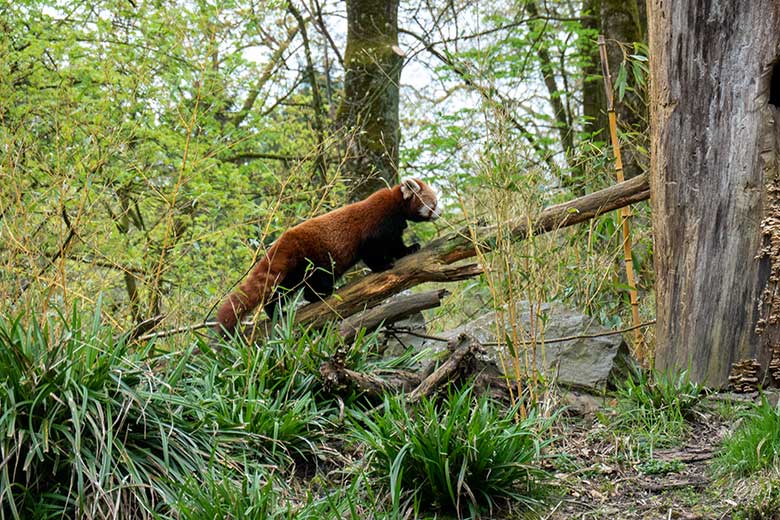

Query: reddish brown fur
<box><xmin>215</xmin><ymin>179</ymin><xmax>438</xmax><ymax>333</ymax></box>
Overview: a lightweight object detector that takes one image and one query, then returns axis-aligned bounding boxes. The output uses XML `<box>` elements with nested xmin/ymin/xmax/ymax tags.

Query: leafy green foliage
<box><xmin>185</xmin><ymin>320</ymin><xmax>339</xmax><ymax>464</ymax></box>
<box><xmin>173</xmin><ymin>467</ymin><xmax>380</xmax><ymax>520</ymax></box>
<box><xmin>1</xmin><ymin>0</ymin><xmax>342</xmax><ymax>330</ymax></box>
<box><xmin>716</xmin><ymin>398</ymin><xmax>780</xmax><ymax>477</ymax></box>
<box><xmin>172</xmin><ymin>469</ymin><xmax>284</xmax><ymax>520</ymax></box>
<box><xmin>0</xmin><ymin>302</ymin><xmax>407</xmax><ymax>519</ymax></box>
<box><xmin>351</xmin><ymin>386</ymin><xmax>554</xmax><ymax>517</ymax></box>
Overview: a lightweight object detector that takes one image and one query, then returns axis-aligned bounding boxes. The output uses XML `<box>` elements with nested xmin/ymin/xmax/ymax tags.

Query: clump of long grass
<box><xmin>188</xmin><ymin>323</ymin><xmax>335</xmax><ymax>465</ymax></box>
<box><xmin>0</xmin><ymin>303</ymin><xmax>243</xmax><ymax>519</ymax></box>
<box><xmin>716</xmin><ymin>397</ymin><xmax>780</xmax><ymax>478</ymax></box>
<box><xmin>190</xmin><ymin>301</ymin><xmax>421</xmax><ymax>465</ymax></box>
<box><xmin>350</xmin><ymin>385</ymin><xmax>554</xmax><ymax>518</ymax></box>
<box><xmin>604</xmin><ymin>367</ymin><xmax>704</xmax><ymax>451</ymax></box>
<box><xmin>173</xmin><ymin>464</ymin><xmax>381</xmax><ymax>520</ymax></box>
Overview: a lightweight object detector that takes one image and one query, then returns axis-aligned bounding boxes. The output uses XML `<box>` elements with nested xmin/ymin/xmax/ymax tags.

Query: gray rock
<box><xmin>431</xmin><ymin>301</ymin><xmax>633</xmax><ymax>392</ymax></box>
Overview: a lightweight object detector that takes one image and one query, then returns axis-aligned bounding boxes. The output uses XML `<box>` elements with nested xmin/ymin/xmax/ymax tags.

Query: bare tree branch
<box><xmin>526</xmin><ymin>1</ymin><xmax>575</xmax><ymax>166</ymax></box>
<box><xmin>288</xmin><ymin>1</ymin><xmax>328</xmax><ymax>183</ymax></box>
<box><xmin>231</xmin><ymin>26</ymin><xmax>300</xmax><ymax>127</ymax></box>
<box><xmin>309</xmin><ymin>0</ymin><xmax>344</xmax><ymax>66</ymax></box>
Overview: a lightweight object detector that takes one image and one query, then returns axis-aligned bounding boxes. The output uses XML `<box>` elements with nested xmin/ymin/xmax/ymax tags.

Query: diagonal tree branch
<box><xmin>525</xmin><ymin>1</ymin><xmax>575</xmax><ymax>166</ymax></box>
<box><xmin>288</xmin><ymin>1</ymin><xmax>328</xmax><ymax>183</ymax></box>
<box><xmin>231</xmin><ymin>26</ymin><xmax>300</xmax><ymax>127</ymax></box>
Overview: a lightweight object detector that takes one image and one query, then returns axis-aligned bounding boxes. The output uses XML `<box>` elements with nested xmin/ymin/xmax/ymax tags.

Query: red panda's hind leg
<box><xmin>263</xmin><ymin>267</ymin><xmax>303</xmax><ymax>318</ymax></box>
<box><xmin>302</xmin><ymin>267</ymin><xmax>335</xmax><ymax>302</ymax></box>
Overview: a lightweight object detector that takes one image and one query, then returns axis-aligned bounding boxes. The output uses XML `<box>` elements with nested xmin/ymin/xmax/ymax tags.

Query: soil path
<box><xmin>545</xmin><ymin>402</ymin><xmax>734</xmax><ymax>519</ymax></box>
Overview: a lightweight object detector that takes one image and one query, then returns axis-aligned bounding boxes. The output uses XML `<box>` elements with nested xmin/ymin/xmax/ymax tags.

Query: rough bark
<box><xmin>649</xmin><ymin>0</ymin><xmax>780</xmax><ymax>386</ymax></box>
<box><xmin>338</xmin><ymin>0</ymin><xmax>402</xmax><ymax>201</ymax></box>
<box><xmin>582</xmin><ymin>0</ymin><xmax>607</xmax><ymax>135</ymax></box>
<box><xmin>245</xmin><ymin>174</ymin><xmax>650</xmax><ymax>340</ymax></box>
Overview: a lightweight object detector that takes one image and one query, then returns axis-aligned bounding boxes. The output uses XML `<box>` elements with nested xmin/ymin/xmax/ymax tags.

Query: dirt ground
<box><xmin>543</xmin><ymin>397</ymin><xmax>742</xmax><ymax>520</ymax></box>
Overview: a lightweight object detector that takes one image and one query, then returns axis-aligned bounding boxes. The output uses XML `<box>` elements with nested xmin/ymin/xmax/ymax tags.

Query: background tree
<box><xmin>649</xmin><ymin>0</ymin><xmax>780</xmax><ymax>386</ymax></box>
<box><xmin>582</xmin><ymin>0</ymin><xmax>647</xmax><ymax>181</ymax></box>
<box><xmin>338</xmin><ymin>0</ymin><xmax>403</xmax><ymax>200</ymax></box>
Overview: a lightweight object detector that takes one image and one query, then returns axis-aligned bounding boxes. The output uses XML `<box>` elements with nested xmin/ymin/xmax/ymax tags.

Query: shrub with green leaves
<box><xmin>0</xmin><ymin>306</ymin><xmax>245</xmax><ymax>519</ymax></box>
<box><xmin>716</xmin><ymin>398</ymin><xmax>780</xmax><ymax>477</ymax></box>
<box><xmin>189</xmin><ymin>306</ymin><xmax>417</xmax><ymax>465</ymax></box>
<box><xmin>351</xmin><ymin>387</ymin><xmax>554</xmax><ymax>517</ymax></box>
<box><xmin>605</xmin><ymin>367</ymin><xmax>704</xmax><ymax>449</ymax></box>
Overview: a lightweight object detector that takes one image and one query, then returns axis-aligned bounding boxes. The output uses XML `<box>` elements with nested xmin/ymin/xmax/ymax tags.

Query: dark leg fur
<box><xmin>361</xmin><ymin>237</ymin><xmax>420</xmax><ymax>272</ymax></box>
<box><xmin>302</xmin><ymin>268</ymin><xmax>335</xmax><ymax>302</ymax></box>
<box><xmin>362</xmin><ymin>253</ymin><xmax>395</xmax><ymax>272</ymax></box>
<box><xmin>263</xmin><ymin>268</ymin><xmax>304</xmax><ymax>318</ymax></box>
<box><xmin>401</xmin><ymin>243</ymin><xmax>420</xmax><ymax>255</ymax></box>
<box><xmin>263</xmin><ymin>264</ymin><xmax>335</xmax><ymax>316</ymax></box>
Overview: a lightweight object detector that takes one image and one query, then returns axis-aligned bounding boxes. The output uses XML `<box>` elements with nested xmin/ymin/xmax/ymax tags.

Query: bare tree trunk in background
<box><xmin>338</xmin><ymin>0</ymin><xmax>402</xmax><ymax>201</ymax></box>
<box><xmin>582</xmin><ymin>0</ymin><xmax>646</xmax><ymax>180</ymax></box>
<box><xmin>525</xmin><ymin>1</ymin><xmax>575</xmax><ymax>173</ymax></box>
<box><xmin>649</xmin><ymin>0</ymin><xmax>780</xmax><ymax>387</ymax></box>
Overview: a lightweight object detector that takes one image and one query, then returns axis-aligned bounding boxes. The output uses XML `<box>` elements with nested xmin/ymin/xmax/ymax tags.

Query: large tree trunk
<box><xmin>649</xmin><ymin>1</ymin><xmax>780</xmax><ymax>387</ymax></box>
<box><xmin>338</xmin><ymin>0</ymin><xmax>402</xmax><ymax>201</ymax></box>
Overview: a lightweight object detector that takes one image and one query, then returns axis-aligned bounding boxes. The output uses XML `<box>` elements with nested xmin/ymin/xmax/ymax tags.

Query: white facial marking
<box><xmin>401</xmin><ymin>178</ymin><xmax>421</xmax><ymax>200</ymax></box>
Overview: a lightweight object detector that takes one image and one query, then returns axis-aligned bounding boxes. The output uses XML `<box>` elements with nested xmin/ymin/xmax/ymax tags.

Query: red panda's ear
<box><xmin>400</xmin><ymin>178</ymin><xmax>421</xmax><ymax>200</ymax></box>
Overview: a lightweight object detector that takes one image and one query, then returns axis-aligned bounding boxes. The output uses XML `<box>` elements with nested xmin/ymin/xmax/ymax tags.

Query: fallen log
<box><xmin>319</xmin><ymin>334</ymin><xmax>511</xmax><ymax>402</ymax></box>
<box><xmin>246</xmin><ymin>174</ymin><xmax>650</xmax><ymax>340</ymax></box>
<box><xmin>320</xmin><ymin>347</ymin><xmax>421</xmax><ymax>395</ymax></box>
<box><xmin>339</xmin><ymin>289</ymin><xmax>449</xmax><ymax>343</ymax></box>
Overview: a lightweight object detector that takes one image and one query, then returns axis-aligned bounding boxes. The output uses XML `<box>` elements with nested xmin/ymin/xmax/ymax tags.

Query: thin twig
<box><xmin>386</xmin><ymin>319</ymin><xmax>656</xmax><ymax>345</ymax></box>
<box><xmin>134</xmin><ymin>321</ymin><xmax>218</xmax><ymax>341</ymax></box>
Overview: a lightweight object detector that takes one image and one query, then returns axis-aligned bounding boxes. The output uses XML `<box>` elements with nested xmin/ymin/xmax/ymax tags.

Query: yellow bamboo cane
<box><xmin>597</xmin><ymin>35</ymin><xmax>645</xmax><ymax>362</ymax></box>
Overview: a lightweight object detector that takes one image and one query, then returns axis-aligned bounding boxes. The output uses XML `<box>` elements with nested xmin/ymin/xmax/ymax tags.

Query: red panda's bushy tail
<box><xmin>215</xmin><ymin>246</ymin><xmax>292</xmax><ymax>334</ymax></box>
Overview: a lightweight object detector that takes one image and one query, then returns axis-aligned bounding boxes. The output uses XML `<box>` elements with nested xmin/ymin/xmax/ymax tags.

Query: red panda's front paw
<box><xmin>406</xmin><ymin>243</ymin><xmax>421</xmax><ymax>254</ymax></box>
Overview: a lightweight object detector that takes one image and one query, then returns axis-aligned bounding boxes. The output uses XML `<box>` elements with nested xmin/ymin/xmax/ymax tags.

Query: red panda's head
<box><xmin>400</xmin><ymin>178</ymin><xmax>440</xmax><ymax>222</ymax></box>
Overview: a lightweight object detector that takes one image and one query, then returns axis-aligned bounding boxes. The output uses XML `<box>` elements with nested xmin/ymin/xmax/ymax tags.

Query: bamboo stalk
<box><xmin>598</xmin><ymin>35</ymin><xmax>644</xmax><ymax>362</ymax></box>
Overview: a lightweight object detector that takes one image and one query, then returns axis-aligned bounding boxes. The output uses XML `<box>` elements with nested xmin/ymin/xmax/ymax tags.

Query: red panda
<box><xmin>215</xmin><ymin>178</ymin><xmax>440</xmax><ymax>333</ymax></box>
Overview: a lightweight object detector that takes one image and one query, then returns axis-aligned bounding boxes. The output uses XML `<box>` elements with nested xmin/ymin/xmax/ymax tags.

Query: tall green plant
<box><xmin>604</xmin><ymin>367</ymin><xmax>704</xmax><ymax>453</ymax></box>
